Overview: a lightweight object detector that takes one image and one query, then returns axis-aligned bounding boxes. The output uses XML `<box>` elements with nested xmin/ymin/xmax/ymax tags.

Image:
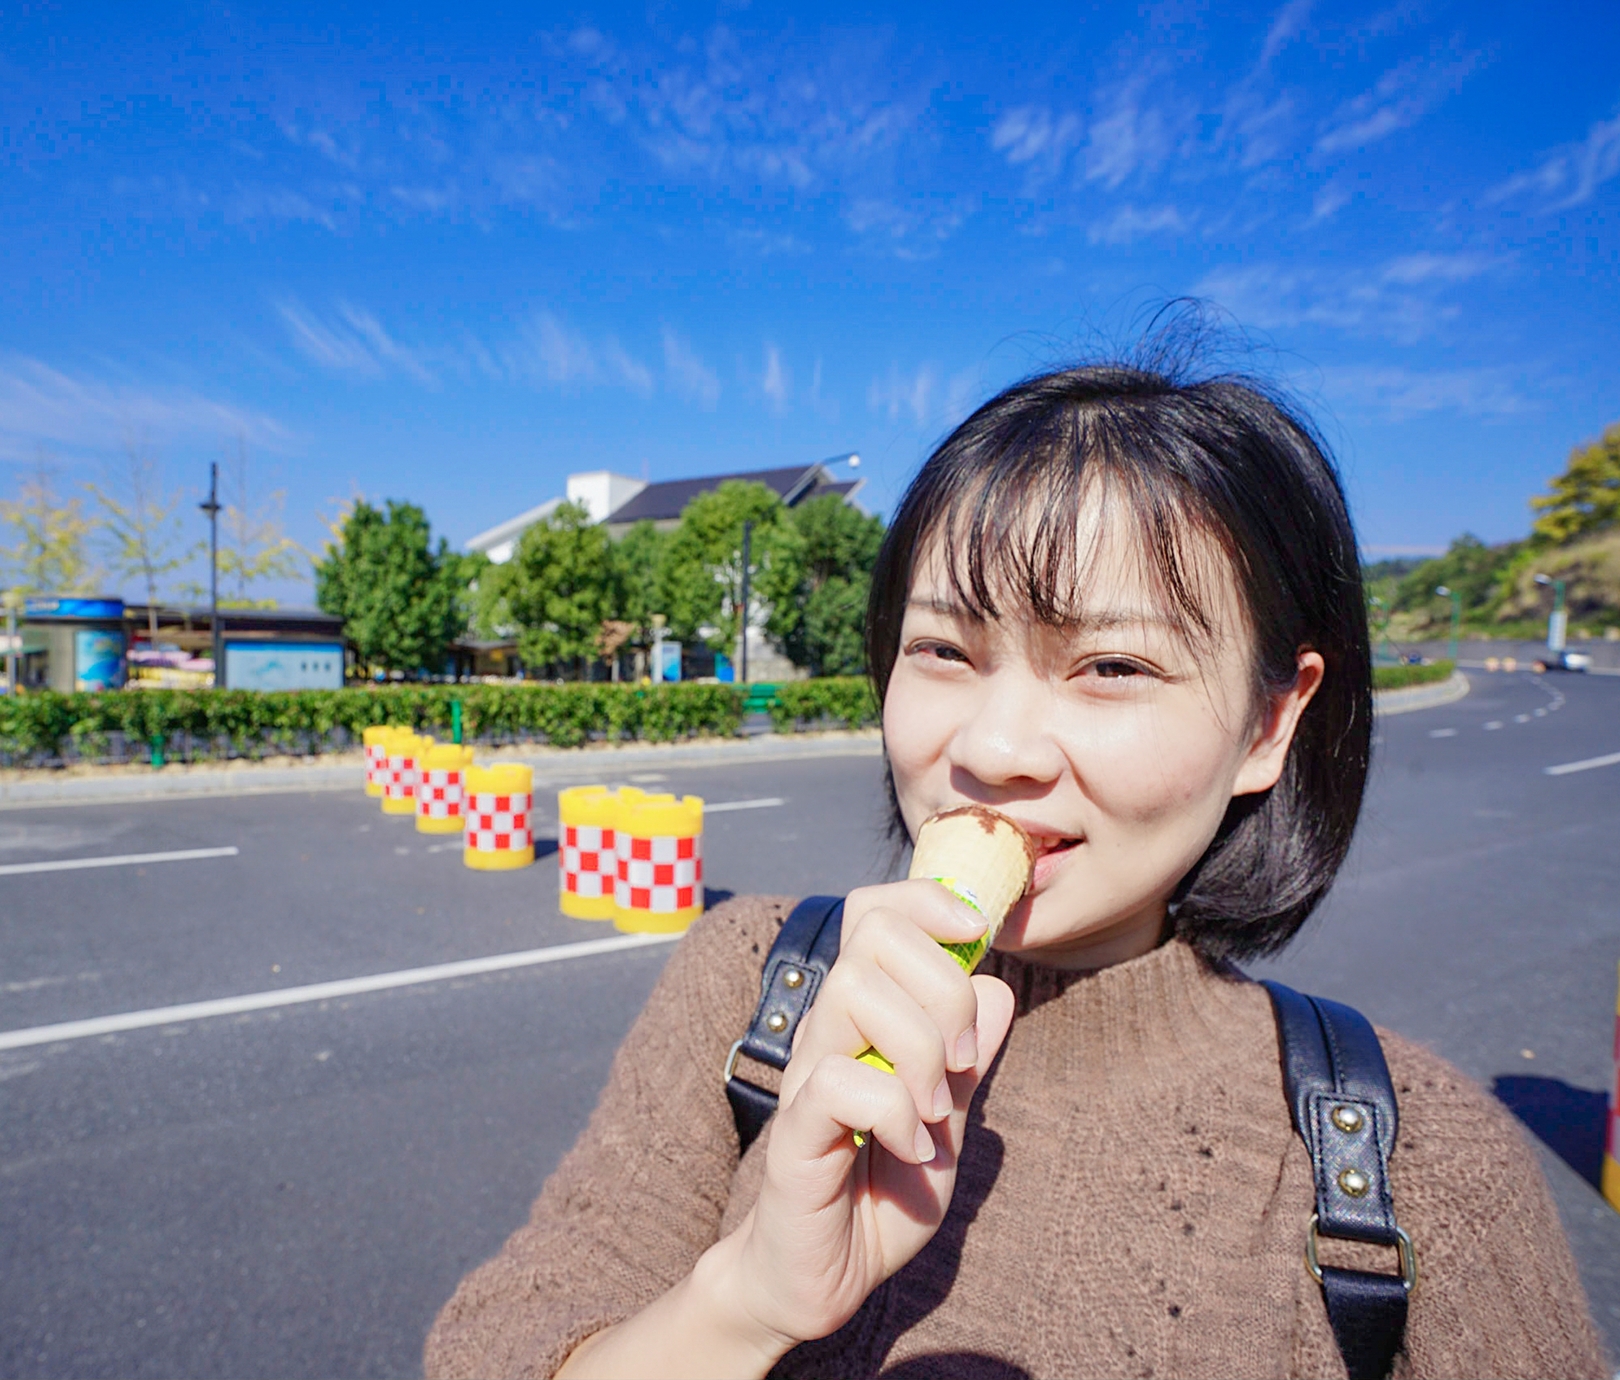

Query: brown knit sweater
<box><xmin>425</xmin><ymin>896</ymin><xmax>1606</xmax><ymax>1379</ymax></box>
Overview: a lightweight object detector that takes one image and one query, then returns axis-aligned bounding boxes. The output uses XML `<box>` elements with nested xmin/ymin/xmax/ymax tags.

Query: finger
<box><xmin>842</xmin><ymin>879</ymin><xmax>987</xmax><ymax>950</ymax></box>
<box><xmin>936</xmin><ymin>976</ymin><xmax>1017</xmax><ymax>1147</ymax></box>
<box><xmin>836</xmin><ymin>906</ymin><xmax>982</xmax><ymax>1071</ymax></box>
<box><xmin>774</xmin><ymin>1054</ymin><xmax>936</xmax><ymax>1169</ymax></box>
<box><xmin>792</xmin><ymin>964</ymin><xmax>951</xmax><ymax>1123</ymax></box>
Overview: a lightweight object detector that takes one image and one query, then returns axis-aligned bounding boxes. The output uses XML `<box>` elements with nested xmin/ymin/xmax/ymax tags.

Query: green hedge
<box><xmin>1372</xmin><ymin>660</ymin><xmax>1455</xmax><ymax>690</ymax></box>
<box><xmin>0</xmin><ymin>682</ymin><xmax>746</xmax><ymax>766</ymax></box>
<box><xmin>767</xmin><ymin>677</ymin><xmax>879</xmax><ymax>732</ymax></box>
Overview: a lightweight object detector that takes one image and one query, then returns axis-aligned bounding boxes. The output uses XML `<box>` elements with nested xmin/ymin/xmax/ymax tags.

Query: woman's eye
<box><xmin>1089</xmin><ymin>658</ymin><xmax>1146</xmax><ymax>679</ymax></box>
<box><xmin>913</xmin><ymin>640</ymin><xmax>969</xmax><ymax>664</ymax></box>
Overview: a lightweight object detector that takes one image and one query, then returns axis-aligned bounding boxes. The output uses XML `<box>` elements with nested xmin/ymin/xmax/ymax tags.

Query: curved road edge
<box><xmin>1373</xmin><ymin>671</ymin><xmax>1470</xmax><ymax>717</ymax></box>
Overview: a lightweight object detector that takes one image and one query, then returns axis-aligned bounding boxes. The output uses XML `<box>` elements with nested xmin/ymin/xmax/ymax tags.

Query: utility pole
<box><xmin>199</xmin><ymin>462</ymin><xmax>223</xmax><ymax>688</ymax></box>
<box><xmin>1434</xmin><ymin>585</ymin><xmax>1461</xmax><ymax>664</ymax></box>
<box><xmin>1533</xmin><ymin>573</ymin><xmax>1567</xmax><ymax>653</ymax></box>
<box><xmin>739</xmin><ymin>520</ymin><xmax>752</xmax><ymax>685</ymax></box>
<box><xmin>2</xmin><ymin>589</ymin><xmax>19</xmax><ymax>694</ymax></box>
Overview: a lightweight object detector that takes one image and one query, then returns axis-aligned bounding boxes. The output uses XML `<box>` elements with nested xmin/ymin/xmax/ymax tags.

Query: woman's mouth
<box><xmin>1029</xmin><ymin>834</ymin><xmax>1083</xmax><ymax>889</ymax></box>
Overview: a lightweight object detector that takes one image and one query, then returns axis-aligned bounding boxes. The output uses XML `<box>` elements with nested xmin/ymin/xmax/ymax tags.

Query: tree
<box><xmin>1390</xmin><ymin>533</ymin><xmax>1521</xmax><ymax>625</ymax></box>
<box><xmin>218</xmin><ymin>440</ymin><xmax>301</xmax><ymax>607</ymax></box>
<box><xmin>1530</xmin><ymin>423</ymin><xmax>1620</xmax><ymax>546</ymax></box>
<box><xmin>315</xmin><ymin>499</ymin><xmax>461</xmax><ymax>675</ymax></box>
<box><xmin>662</xmin><ymin>481</ymin><xmax>804</xmax><ymax>657</ymax></box>
<box><xmin>784</xmin><ymin>494</ymin><xmax>885</xmax><ymax>675</ymax></box>
<box><xmin>503</xmin><ymin>501</ymin><xmax>617</xmax><ymax>677</ymax></box>
<box><xmin>85</xmin><ymin>439</ymin><xmax>198</xmax><ymax>638</ymax></box>
<box><xmin>610</xmin><ymin>520</ymin><xmax>672</xmax><ymax>637</ymax></box>
<box><xmin>0</xmin><ymin>458</ymin><xmax>101</xmax><ymax>596</ymax></box>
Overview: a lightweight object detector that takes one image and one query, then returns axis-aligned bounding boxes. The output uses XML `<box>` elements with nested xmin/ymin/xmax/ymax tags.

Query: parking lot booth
<box><xmin>417</xmin><ymin>744</ymin><xmax>474</xmax><ymax>835</ymax></box>
<box><xmin>613</xmin><ymin>793</ymin><xmax>704</xmax><ymax>934</ymax></box>
<box><xmin>463</xmin><ymin>763</ymin><xmax>535</xmax><ymax>871</ymax></box>
<box><xmin>22</xmin><ymin>597</ymin><xmax>126</xmax><ymax>692</ymax></box>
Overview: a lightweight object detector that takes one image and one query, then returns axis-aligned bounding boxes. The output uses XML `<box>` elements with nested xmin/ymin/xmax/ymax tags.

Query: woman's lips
<box><xmin>1029</xmin><ymin>836</ymin><xmax>1083</xmax><ymax>890</ymax></box>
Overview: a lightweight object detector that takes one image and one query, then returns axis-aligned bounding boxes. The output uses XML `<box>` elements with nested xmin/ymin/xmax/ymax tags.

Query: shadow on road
<box><xmin>1492</xmin><ymin>1075</ymin><xmax>1607</xmax><ymax>1192</ymax></box>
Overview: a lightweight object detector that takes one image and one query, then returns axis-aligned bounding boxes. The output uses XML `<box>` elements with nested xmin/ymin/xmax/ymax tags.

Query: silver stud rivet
<box><xmin>766</xmin><ymin>1012</ymin><xmax>788</xmax><ymax>1033</ymax></box>
<box><xmin>1331</xmin><ymin>1105</ymin><xmax>1365</xmax><ymax>1134</ymax></box>
<box><xmin>783</xmin><ymin>968</ymin><xmax>804</xmax><ymax>989</ymax></box>
<box><xmin>1338</xmin><ymin>1167</ymin><xmax>1370</xmax><ymax>1198</ymax></box>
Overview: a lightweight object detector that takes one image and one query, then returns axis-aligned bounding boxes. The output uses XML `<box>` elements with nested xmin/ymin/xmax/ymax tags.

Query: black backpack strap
<box><xmin>1262</xmin><ymin>980</ymin><xmax>1416</xmax><ymax>1380</ymax></box>
<box><xmin>725</xmin><ymin>895</ymin><xmax>845</xmax><ymax>1154</ymax></box>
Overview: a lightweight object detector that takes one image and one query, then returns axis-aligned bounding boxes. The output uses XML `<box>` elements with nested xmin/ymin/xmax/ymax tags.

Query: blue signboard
<box><xmin>224</xmin><ymin>642</ymin><xmax>345</xmax><ymax>691</ymax></box>
<box><xmin>74</xmin><ymin>629</ymin><xmax>126</xmax><ymax>691</ymax></box>
<box><xmin>26</xmin><ymin>597</ymin><xmax>124</xmax><ymax>620</ymax></box>
<box><xmin>653</xmin><ymin>641</ymin><xmax>682</xmax><ymax>683</ymax></box>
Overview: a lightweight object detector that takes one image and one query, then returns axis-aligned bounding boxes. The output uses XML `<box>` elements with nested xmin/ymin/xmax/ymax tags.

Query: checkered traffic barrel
<box><xmin>558</xmin><ymin>785</ymin><xmax>620</xmax><ymax>919</ymax></box>
<box><xmin>382</xmin><ymin>733</ymin><xmax>433</xmax><ymax>815</ymax></box>
<box><xmin>463</xmin><ymin>762</ymin><xmax>535</xmax><ymax>870</ymax></box>
<box><xmin>613</xmin><ymin>792</ymin><xmax>704</xmax><ymax>934</ymax></box>
<box><xmin>363</xmin><ymin>725</ymin><xmax>400</xmax><ymax>798</ymax></box>
<box><xmin>417</xmin><ymin>744</ymin><xmax>475</xmax><ymax>835</ymax></box>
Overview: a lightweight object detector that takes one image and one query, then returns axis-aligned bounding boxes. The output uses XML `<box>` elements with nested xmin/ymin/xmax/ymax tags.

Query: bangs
<box><xmin>927</xmin><ymin>422</ymin><xmax>1232</xmax><ymax>660</ymax></box>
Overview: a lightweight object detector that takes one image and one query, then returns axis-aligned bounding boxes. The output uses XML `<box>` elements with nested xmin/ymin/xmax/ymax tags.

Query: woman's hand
<box><xmin>721</xmin><ymin>878</ymin><xmax>1017</xmax><ymax>1354</ymax></box>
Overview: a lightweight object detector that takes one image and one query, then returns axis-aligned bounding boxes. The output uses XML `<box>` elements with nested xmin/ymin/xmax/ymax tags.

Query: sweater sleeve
<box><xmin>423</xmin><ymin>896</ymin><xmax>792</xmax><ymax>1380</ymax></box>
<box><xmin>1378</xmin><ymin>1033</ymin><xmax>1610</xmax><ymax>1380</ymax></box>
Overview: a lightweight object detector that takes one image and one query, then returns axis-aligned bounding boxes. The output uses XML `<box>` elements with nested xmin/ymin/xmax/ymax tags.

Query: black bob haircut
<box><xmin>865</xmin><ymin>361</ymin><xmax>1372</xmax><ymax>963</ymax></box>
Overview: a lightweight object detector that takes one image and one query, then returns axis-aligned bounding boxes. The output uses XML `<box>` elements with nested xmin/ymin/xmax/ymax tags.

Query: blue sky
<box><xmin>3</xmin><ymin>0</ymin><xmax>1618</xmax><ymax>603</ymax></box>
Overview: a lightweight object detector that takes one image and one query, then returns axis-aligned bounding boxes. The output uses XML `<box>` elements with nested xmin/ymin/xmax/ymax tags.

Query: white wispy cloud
<box><xmin>761</xmin><ymin>345</ymin><xmax>791</xmax><ymax>413</ymax></box>
<box><xmin>503</xmin><ymin>314</ymin><xmax>655</xmax><ymax>395</ymax></box>
<box><xmin>0</xmin><ymin>355</ymin><xmax>286</xmax><ymax>464</ymax></box>
<box><xmin>1259</xmin><ymin>0</ymin><xmax>1315</xmax><ymax>68</ymax></box>
<box><xmin>279</xmin><ymin>302</ymin><xmax>438</xmax><ymax>384</ymax></box>
<box><xmin>1318</xmin><ymin>364</ymin><xmax>1534</xmax><ymax>420</ymax></box>
<box><xmin>662</xmin><ymin>329</ymin><xmax>721</xmax><ymax>408</ymax></box>
<box><xmin>1485</xmin><ymin>108</ymin><xmax>1620</xmax><ymax>210</ymax></box>
<box><xmin>1315</xmin><ymin>47</ymin><xmax>1482</xmax><ymax>155</ymax></box>
<box><xmin>867</xmin><ymin>363</ymin><xmax>980</xmax><ymax>430</ymax></box>
<box><xmin>990</xmin><ymin>106</ymin><xmax>1085</xmax><ymax>187</ymax></box>
<box><xmin>1196</xmin><ymin>252</ymin><xmax>1496</xmax><ymax>344</ymax></box>
<box><xmin>1084</xmin><ymin>86</ymin><xmax>1172</xmax><ymax>190</ymax></box>
<box><xmin>1087</xmin><ymin>204</ymin><xmax>1185</xmax><ymax>245</ymax></box>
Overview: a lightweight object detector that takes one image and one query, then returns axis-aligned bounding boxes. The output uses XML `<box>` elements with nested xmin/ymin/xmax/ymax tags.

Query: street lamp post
<box><xmin>2</xmin><ymin>588</ymin><xmax>20</xmax><ymax>694</ymax></box>
<box><xmin>1434</xmin><ymin>586</ymin><xmax>1461</xmax><ymax>664</ymax></box>
<box><xmin>738</xmin><ymin>520</ymin><xmax>753</xmax><ymax>685</ymax></box>
<box><xmin>198</xmin><ymin>462</ymin><xmax>223</xmax><ymax>688</ymax></box>
<box><xmin>1532</xmin><ymin>573</ymin><xmax>1567</xmax><ymax>653</ymax></box>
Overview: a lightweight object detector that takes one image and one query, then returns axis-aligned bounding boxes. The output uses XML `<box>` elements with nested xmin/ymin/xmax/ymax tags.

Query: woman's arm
<box><xmin>553</xmin><ymin>879</ymin><xmax>1018</xmax><ymax>1379</ymax></box>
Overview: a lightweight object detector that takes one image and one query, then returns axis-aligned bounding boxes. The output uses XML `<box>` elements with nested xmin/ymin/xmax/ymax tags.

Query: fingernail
<box><xmin>913</xmin><ymin>1123</ymin><xmax>936</xmax><ymax>1163</ymax></box>
<box><xmin>931</xmin><ymin>1077</ymin><xmax>953</xmax><ymax>1118</ymax></box>
<box><xmin>955</xmin><ymin>1028</ymin><xmax>978</xmax><ymax>1069</ymax></box>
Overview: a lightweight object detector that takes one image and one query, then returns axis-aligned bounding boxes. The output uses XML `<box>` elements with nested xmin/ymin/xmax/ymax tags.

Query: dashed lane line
<box><xmin>704</xmin><ymin>797</ymin><xmax>785</xmax><ymax>813</ymax></box>
<box><xmin>0</xmin><ymin>931</ymin><xmax>683</xmax><ymax>1052</ymax></box>
<box><xmin>0</xmin><ymin>846</ymin><xmax>239</xmax><ymax>878</ymax></box>
<box><xmin>1545</xmin><ymin>751</ymin><xmax>1620</xmax><ymax>777</ymax></box>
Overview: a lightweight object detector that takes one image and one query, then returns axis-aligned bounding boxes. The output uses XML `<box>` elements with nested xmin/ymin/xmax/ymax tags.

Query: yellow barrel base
<box><xmin>415</xmin><ymin>815</ymin><xmax>463</xmax><ymax>835</ymax></box>
<box><xmin>1603</xmin><ymin>1154</ymin><xmax>1620</xmax><ymax>1213</ymax></box>
<box><xmin>381</xmin><ymin>797</ymin><xmax>416</xmax><ymax>815</ymax></box>
<box><xmin>464</xmin><ymin>847</ymin><xmax>536</xmax><ymax>871</ymax></box>
<box><xmin>365</xmin><ymin>782</ymin><xmax>384</xmax><ymax>798</ymax></box>
<box><xmin>614</xmin><ymin>907</ymin><xmax>702</xmax><ymax>934</ymax></box>
<box><xmin>560</xmin><ymin>893</ymin><xmax>617</xmax><ymax>920</ymax></box>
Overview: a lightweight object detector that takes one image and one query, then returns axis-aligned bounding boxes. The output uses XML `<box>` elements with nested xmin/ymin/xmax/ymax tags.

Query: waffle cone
<box><xmin>908</xmin><ymin>805</ymin><xmax>1035</xmax><ymax>946</ymax></box>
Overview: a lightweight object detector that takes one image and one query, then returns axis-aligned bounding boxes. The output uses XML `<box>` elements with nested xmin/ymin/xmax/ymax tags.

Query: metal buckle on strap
<box><xmin>723</xmin><ymin>1038</ymin><xmax>745</xmax><ymax>1086</ymax></box>
<box><xmin>1305</xmin><ymin>1213</ymin><xmax>1418</xmax><ymax>1293</ymax></box>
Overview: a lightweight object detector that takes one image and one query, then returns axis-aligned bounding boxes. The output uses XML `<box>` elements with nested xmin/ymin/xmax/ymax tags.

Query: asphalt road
<box><xmin>2</xmin><ymin>673</ymin><xmax>1618</xmax><ymax>1377</ymax></box>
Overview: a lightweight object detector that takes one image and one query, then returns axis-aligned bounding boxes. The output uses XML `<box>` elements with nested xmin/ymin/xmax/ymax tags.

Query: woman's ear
<box><xmin>1232</xmin><ymin>650</ymin><xmax>1326</xmax><ymax>798</ymax></box>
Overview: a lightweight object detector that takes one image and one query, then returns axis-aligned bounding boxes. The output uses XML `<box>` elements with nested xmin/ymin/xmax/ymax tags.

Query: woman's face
<box><xmin>883</xmin><ymin>494</ymin><xmax>1322</xmax><ymax>970</ymax></box>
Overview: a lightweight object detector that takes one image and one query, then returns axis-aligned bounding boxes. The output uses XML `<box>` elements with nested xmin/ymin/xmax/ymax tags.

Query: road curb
<box><xmin>1373</xmin><ymin>671</ymin><xmax>1470</xmax><ymax>716</ymax></box>
<box><xmin>0</xmin><ymin>730</ymin><xmax>885</xmax><ymax>811</ymax></box>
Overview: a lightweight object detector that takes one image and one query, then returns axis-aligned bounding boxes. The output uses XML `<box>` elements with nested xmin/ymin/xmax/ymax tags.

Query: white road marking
<box><xmin>1545</xmin><ymin>751</ymin><xmax>1620</xmax><ymax>777</ymax></box>
<box><xmin>705</xmin><ymin>797</ymin><xmax>785</xmax><ymax>813</ymax></box>
<box><xmin>1428</xmin><ymin>728</ymin><xmax>1457</xmax><ymax>738</ymax></box>
<box><xmin>1483</xmin><ymin>721</ymin><xmax>1504</xmax><ymax>731</ymax></box>
<box><xmin>1514</xmin><ymin>714</ymin><xmax>1531</xmax><ymax>723</ymax></box>
<box><xmin>0</xmin><ymin>931</ymin><xmax>683</xmax><ymax>1052</ymax></box>
<box><xmin>0</xmin><ymin>846</ymin><xmax>238</xmax><ymax>878</ymax></box>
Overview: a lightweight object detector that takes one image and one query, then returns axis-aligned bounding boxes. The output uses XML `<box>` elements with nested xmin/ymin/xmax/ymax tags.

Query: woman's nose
<box><xmin>947</xmin><ymin>675</ymin><xmax>1065</xmax><ymax>789</ymax></box>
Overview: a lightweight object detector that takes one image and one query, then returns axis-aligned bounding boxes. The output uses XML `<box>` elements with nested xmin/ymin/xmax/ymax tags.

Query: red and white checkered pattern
<box><xmin>365</xmin><ymin>741</ymin><xmax>390</xmax><ymax>791</ymax></box>
<box><xmin>465</xmin><ymin>791</ymin><xmax>533</xmax><ymax>853</ymax></box>
<box><xmin>416</xmin><ymin>767</ymin><xmax>466</xmax><ymax>821</ymax></box>
<box><xmin>615</xmin><ymin>832</ymin><xmax>702</xmax><ymax>913</ymax></box>
<box><xmin>385</xmin><ymin>751</ymin><xmax>419</xmax><ymax>802</ymax></box>
<box><xmin>561</xmin><ymin>823</ymin><xmax>616</xmax><ymax>898</ymax></box>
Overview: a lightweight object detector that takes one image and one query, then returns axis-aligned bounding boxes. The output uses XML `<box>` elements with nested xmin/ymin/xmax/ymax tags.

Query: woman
<box><xmin>426</xmin><ymin>363</ymin><xmax>1606</xmax><ymax>1379</ymax></box>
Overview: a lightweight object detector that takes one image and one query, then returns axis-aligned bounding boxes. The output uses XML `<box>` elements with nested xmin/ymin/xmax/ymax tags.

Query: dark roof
<box><xmin>606</xmin><ymin>466</ymin><xmax>812</xmax><ymax>524</ymax></box>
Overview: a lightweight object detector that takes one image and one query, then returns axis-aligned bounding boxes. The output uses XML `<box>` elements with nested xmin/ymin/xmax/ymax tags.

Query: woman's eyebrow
<box><xmin>907</xmin><ymin>596</ymin><xmax>1178</xmax><ymax>633</ymax></box>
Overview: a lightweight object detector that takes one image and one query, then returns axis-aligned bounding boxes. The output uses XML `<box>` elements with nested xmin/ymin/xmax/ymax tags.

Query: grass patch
<box><xmin>1372</xmin><ymin>660</ymin><xmax>1455</xmax><ymax>691</ymax></box>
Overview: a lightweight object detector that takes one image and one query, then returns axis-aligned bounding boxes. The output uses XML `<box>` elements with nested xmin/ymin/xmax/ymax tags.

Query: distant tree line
<box><xmin>313</xmin><ymin>480</ymin><xmax>885</xmax><ymax>680</ymax></box>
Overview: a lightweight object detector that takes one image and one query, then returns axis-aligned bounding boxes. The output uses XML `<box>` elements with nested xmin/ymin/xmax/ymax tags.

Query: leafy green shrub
<box><xmin>768</xmin><ymin>677</ymin><xmax>879</xmax><ymax>731</ymax></box>
<box><xmin>1372</xmin><ymin>660</ymin><xmax>1455</xmax><ymax>690</ymax></box>
<box><xmin>0</xmin><ymin>683</ymin><xmax>746</xmax><ymax>767</ymax></box>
